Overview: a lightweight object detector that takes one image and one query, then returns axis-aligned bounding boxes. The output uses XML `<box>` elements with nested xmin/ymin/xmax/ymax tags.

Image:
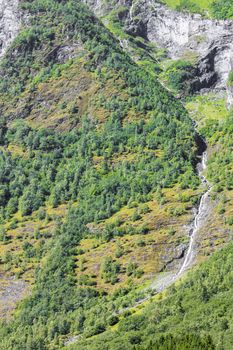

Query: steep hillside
<box><xmin>0</xmin><ymin>0</ymin><xmax>202</xmax><ymax>348</ymax></box>
<box><xmin>83</xmin><ymin>0</ymin><xmax>233</xmax><ymax>261</ymax></box>
<box><xmin>163</xmin><ymin>0</ymin><xmax>233</xmax><ymax>18</ymax></box>
<box><xmin>84</xmin><ymin>0</ymin><xmax>233</xmax><ymax>105</ymax></box>
<box><xmin>67</xmin><ymin>239</ymin><xmax>233</xmax><ymax>350</ymax></box>
<box><xmin>0</xmin><ymin>0</ymin><xmax>232</xmax><ymax>350</ymax></box>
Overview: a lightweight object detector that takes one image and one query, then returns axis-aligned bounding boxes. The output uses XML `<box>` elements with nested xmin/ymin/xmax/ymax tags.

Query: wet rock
<box><xmin>159</xmin><ymin>243</ymin><xmax>187</xmax><ymax>272</ymax></box>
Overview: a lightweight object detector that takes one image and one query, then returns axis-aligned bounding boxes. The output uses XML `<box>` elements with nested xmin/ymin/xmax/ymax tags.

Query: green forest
<box><xmin>0</xmin><ymin>0</ymin><xmax>232</xmax><ymax>349</ymax></box>
<box><xmin>164</xmin><ymin>0</ymin><xmax>233</xmax><ymax>18</ymax></box>
<box><xmin>69</xmin><ymin>240</ymin><xmax>233</xmax><ymax>349</ymax></box>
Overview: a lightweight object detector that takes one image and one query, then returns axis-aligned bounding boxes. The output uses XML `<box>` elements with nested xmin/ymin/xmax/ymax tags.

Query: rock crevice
<box><xmin>130</xmin><ymin>1</ymin><xmax>233</xmax><ymax>99</ymax></box>
<box><xmin>83</xmin><ymin>0</ymin><xmax>233</xmax><ymax>105</ymax></box>
<box><xmin>1</xmin><ymin>0</ymin><xmax>233</xmax><ymax>104</ymax></box>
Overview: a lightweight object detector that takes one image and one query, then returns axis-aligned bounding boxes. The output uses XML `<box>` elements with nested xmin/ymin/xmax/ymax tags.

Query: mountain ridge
<box><xmin>83</xmin><ymin>0</ymin><xmax>233</xmax><ymax>106</ymax></box>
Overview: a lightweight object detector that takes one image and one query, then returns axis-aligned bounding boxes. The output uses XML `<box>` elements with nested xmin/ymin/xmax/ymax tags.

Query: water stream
<box><xmin>177</xmin><ymin>150</ymin><xmax>211</xmax><ymax>276</ymax></box>
<box><xmin>65</xmin><ymin>141</ymin><xmax>213</xmax><ymax>345</ymax></box>
<box><xmin>154</xmin><ymin>142</ymin><xmax>212</xmax><ymax>293</ymax></box>
<box><xmin>122</xmin><ymin>143</ymin><xmax>212</xmax><ymax>304</ymax></box>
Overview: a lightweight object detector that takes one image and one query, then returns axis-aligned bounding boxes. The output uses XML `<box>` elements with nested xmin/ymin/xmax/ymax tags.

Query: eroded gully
<box><xmin>132</xmin><ymin>134</ymin><xmax>212</xmax><ymax>305</ymax></box>
<box><xmin>153</xmin><ymin>142</ymin><xmax>212</xmax><ymax>294</ymax></box>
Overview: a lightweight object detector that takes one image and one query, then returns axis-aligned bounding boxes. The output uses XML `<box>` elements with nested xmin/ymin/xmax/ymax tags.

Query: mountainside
<box><xmin>84</xmin><ymin>0</ymin><xmax>233</xmax><ymax>104</ymax></box>
<box><xmin>0</xmin><ymin>1</ymin><xmax>232</xmax><ymax>350</ymax></box>
<box><xmin>68</xmin><ymin>240</ymin><xmax>233</xmax><ymax>350</ymax></box>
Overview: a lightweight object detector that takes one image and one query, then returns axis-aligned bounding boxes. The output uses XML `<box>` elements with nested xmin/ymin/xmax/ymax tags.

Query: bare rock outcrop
<box><xmin>84</xmin><ymin>0</ymin><xmax>233</xmax><ymax>106</ymax></box>
<box><xmin>141</xmin><ymin>1</ymin><xmax>233</xmax><ymax>94</ymax></box>
<box><xmin>0</xmin><ymin>0</ymin><xmax>232</xmax><ymax>106</ymax></box>
<box><xmin>0</xmin><ymin>0</ymin><xmax>22</xmax><ymax>58</ymax></box>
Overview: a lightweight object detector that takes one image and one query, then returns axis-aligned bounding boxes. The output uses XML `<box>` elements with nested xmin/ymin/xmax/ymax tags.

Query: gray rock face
<box><xmin>130</xmin><ymin>1</ymin><xmax>233</xmax><ymax>97</ymax></box>
<box><xmin>0</xmin><ymin>0</ymin><xmax>21</xmax><ymax>58</ymax></box>
<box><xmin>84</xmin><ymin>0</ymin><xmax>233</xmax><ymax>106</ymax></box>
<box><xmin>0</xmin><ymin>0</ymin><xmax>232</xmax><ymax>105</ymax></box>
<box><xmin>227</xmin><ymin>85</ymin><xmax>233</xmax><ymax>108</ymax></box>
<box><xmin>142</xmin><ymin>1</ymin><xmax>233</xmax><ymax>93</ymax></box>
<box><xmin>82</xmin><ymin>0</ymin><xmax>132</xmax><ymax>16</ymax></box>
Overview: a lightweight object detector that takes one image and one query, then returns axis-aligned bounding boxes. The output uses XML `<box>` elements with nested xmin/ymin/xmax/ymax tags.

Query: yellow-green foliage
<box><xmin>186</xmin><ymin>93</ymin><xmax>233</xmax><ymax>261</ymax></box>
<box><xmin>186</xmin><ymin>93</ymin><xmax>228</xmax><ymax>127</ymax></box>
<box><xmin>163</xmin><ymin>0</ymin><xmax>214</xmax><ymax>15</ymax></box>
<box><xmin>0</xmin><ymin>0</ymin><xmax>232</xmax><ymax>349</ymax></box>
<box><xmin>75</xmin><ymin>187</ymin><xmax>199</xmax><ymax>293</ymax></box>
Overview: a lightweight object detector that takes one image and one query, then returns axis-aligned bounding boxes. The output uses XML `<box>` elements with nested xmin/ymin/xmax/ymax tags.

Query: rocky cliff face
<box><xmin>84</xmin><ymin>0</ymin><xmax>233</xmax><ymax>106</ymax></box>
<box><xmin>0</xmin><ymin>0</ymin><xmax>21</xmax><ymax>57</ymax></box>
<box><xmin>227</xmin><ymin>85</ymin><xmax>233</xmax><ymax>108</ymax></box>
<box><xmin>1</xmin><ymin>0</ymin><xmax>233</xmax><ymax>106</ymax></box>
<box><xmin>82</xmin><ymin>0</ymin><xmax>132</xmax><ymax>17</ymax></box>
<box><xmin>138</xmin><ymin>1</ymin><xmax>233</xmax><ymax>93</ymax></box>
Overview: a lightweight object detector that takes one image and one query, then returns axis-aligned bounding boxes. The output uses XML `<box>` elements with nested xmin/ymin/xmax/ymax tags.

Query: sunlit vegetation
<box><xmin>0</xmin><ymin>0</ymin><xmax>232</xmax><ymax>349</ymax></box>
<box><xmin>69</xmin><ymin>240</ymin><xmax>233</xmax><ymax>350</ymax></box>
<box><xmin>160</xmin><ymin>59</ymin><xmax>197</xmax><ymax>95</ymax></box>
<box><xmin>163</xmin><ymin>0</ymin><xmax>233</xmax><ymax>18</ymax></box>
<box><xmin>0</xmin><ymin>0</ymin><xmax>202</xmax><ymax>349</ymax></box>
<box><xmin>186</xmin><ymin>93</ymin><xmax>233</xmax><ymax>194</ymax></box>
<box><xmin>186</xmin><ymin>93</ymin><xmax>233</xmax><ymax>260</ymax></box>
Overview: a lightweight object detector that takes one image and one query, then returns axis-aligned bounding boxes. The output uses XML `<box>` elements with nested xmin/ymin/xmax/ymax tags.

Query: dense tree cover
<box><xmin>0</xmin><ymin>1</ymin><xmax>231</xmax><ymax>350</ymax></box>
<box><xmin>211</xmin><ymin>0</ymin><xmax>233</xmax><ymax>19</ymax></box>
<box><xmin>163</xmin><ymin>60</ymin><xmax>197</xmax><ymax>95</ymax></box>
<box><xmin>69</xmin><ymin>332</ymin><xmax>215</xmax><ymax>350</ymax></box>
<box><xmin>0</xmin><ymin>0</ymin><xmax>202</xmax><ymax>349</ymax></box>
<box><xmin>164</xmin><ymin>0</ymin><xmax>233</xmax><ymax>18</ymax></box>
<box><xmin>0</xmin><ymin>106</ymin><xmax>198</xmax><ymax>221</ymax></box>
<box><xmin>200</xmin><ymin>113</ymin><xmax>233</xmax><ymax>192</ymax></box>
<box><xmin>68</xmin><ymin>240</ymin><xmax>233</xmax><ymax>350</ymax></box>
<box><xmin>0</xmin><ymin>91</ymin><xmax>198</xmax><ymax>348</ymax></box>
<box><xmin>0</xmin><ymin>0</ymin><xmax>231</xmax><ymax>349</ymax></box>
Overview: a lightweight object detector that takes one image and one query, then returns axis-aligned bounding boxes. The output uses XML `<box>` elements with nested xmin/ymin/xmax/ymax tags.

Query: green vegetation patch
<box><xmin>163</xmin><ymin>0</ymin><xmax>233</xmax><ymax>19</ymax></box>
<box><xmin>0</xmin><ymin>0</ymin><xmax>232</xmax><ymax>349</ymax></box>
<box><xmin>163</xmin><ymin>0</ymin><xmax>213</xmax><ymax>15</ymax></box>
<box><xmin>67</xmin><ymin>240</ymin><xmax>233</xmax><ymax>349</ymax></box>
<box><xmin>0</xmin><ymin>0</ymin><xmax>201</xmax><ymax>349</ymax></box>
<box><xmin>160</xmin><ymin>59</ymin><xmax>197</xmax><ymax>95</ymax></box>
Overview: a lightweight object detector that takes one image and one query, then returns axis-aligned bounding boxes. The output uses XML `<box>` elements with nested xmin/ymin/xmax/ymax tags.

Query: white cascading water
<box><xmin>176</xmin><ymin>150</ymin><xmax>211</xmax><ymax>277</ymax></box>
<box><xmin>101</xmin><ymin>148</ymin><xmax>212</xmax><ymax>315</ymax></box>
<box><xmin>154</xmin><ymin>147</ymin><xmax>212</xmax><ymax>293</ymax></box>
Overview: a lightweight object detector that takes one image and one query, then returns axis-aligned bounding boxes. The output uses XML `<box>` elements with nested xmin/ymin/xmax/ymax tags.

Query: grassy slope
<box><xmin>64</xmin><ymin>94</ymin><xmax>233</xmax><ymax>350</ymax></box>
<box><xmin>64</xmin><ymin>7</ymin><xmax>233</xmax><ymax>350</ymax></box>
<box><xmin>2</xmin><ymin>2</ymin><xmax>229</xmax><ymax>312</ymax></box>
<box><xmin>67</xmin><ymin>239</ymin><xmax>233</xmax><ymax>350</ymax></box>
<box><xmin>162</xmin><ymin>0</ymin><xmax>233</xmax><ymax>19</ymax></box>
<box><xmin>163</xmin><ymin>0</ymin><xmax>213</xmax><ymax>13</ymax></box>
<box><xmin>0</xmin><ymin>1</ymin><xmax>201</xmax><ymax>349</ymax></box>
<box><xmin>0</xmin><ymin>0</ymin><xmax>232</xmax><ymax>349</ymax></box>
